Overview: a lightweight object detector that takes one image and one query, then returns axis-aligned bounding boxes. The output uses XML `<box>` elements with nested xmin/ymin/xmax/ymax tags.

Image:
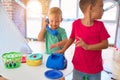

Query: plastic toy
<box><xmin>26</xmin><ymin>53</ymin><xmax>43</xmax><ymax>66</ymax></box>
<box><xmin>46</xmin><ymin>53</ymin><xmax>67</xmax><ymax>70</ymax></box>
<box><xmin>2</xmin><ymin>52</ymin><xmax>22</xmax><ymax>69</ymax></box>
<box><xmin>83</xmin><ymin>75</ymin><xmax>89</xmax><ymax>80</ymax></box>
<box><xmin>21</xmin><ymin>55</ymin><xmax>26</xmax><ymax>63</ymax></box>
<box><xmin>46</xmin><ymin>19</ymin><xmax>58</xmax><ymax>36</ymax></box>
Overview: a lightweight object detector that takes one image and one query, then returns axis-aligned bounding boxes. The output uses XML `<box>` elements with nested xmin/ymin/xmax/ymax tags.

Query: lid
<box><xmin>44</xmin><ymin>69</ymin><xmax>63</xmax><ymax>79</ymax></box>
<box><xmin>27</xmin><ymin>53</ymin><xmax>43</xmax><ymax>60</ymax></box>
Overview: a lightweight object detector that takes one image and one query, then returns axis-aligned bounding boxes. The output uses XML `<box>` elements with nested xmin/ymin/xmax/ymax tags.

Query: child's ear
<box><xmin>88</xmin><ymin>4</ymin><xmax>93</xmax><ymax>11</ymax></box>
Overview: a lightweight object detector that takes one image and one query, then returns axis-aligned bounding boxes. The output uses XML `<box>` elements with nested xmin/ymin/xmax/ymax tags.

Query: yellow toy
<box><xmin>26</xmin><ymin>53</ymin><xmax>43</xmax><ymax>66</ymax></box>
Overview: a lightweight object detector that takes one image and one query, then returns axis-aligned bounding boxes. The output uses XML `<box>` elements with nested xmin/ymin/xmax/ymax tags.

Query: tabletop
<box><xmin>0</xmin><ymin>41</ymin><xmax>74</xmax><ymax>80</ymax></box>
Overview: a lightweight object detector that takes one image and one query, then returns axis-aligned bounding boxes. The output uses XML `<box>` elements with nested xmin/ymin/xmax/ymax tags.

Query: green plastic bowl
<box><xmin>2</xmin><ymin>52</ymin><xmax>22</xmax><ymax>69</ymax></box>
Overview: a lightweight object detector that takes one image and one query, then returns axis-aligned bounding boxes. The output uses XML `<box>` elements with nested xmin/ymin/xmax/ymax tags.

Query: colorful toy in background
<box><xmin>46</xmin><ymin>19</ymin><xmax>58</xmax><ymax>36</ymax></box>
<box><xmin>26</xmin><ymin>53</ymin><xmax>43</xmax><ymax>66</ymax></box>
<box><xmin>2</xmin><ymin>52</ymin><xmax>22</xmax><ymax>69</ymax></box>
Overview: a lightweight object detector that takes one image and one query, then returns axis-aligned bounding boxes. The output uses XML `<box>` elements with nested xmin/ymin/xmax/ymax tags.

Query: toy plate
<box><xmin>45</xmin><ymin>69</ymin><xmax>63</xmax><ymax>79</ymax></box>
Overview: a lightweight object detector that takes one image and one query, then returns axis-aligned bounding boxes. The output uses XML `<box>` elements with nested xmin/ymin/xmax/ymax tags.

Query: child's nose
<box><xmin>53</xmin><ymin>21</ymin><xmax>56</xmax><ymax>25</ymax></box>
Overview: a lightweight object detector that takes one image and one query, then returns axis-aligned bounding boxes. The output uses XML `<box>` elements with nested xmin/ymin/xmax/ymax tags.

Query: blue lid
<box><xmin>45</xmin><ymin>69</ymin><xmax>63</xmax><ymax>79</ymax></box>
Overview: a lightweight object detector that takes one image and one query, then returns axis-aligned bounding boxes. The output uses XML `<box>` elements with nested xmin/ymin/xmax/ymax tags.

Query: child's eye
<box><xmin>50</xmin><ymin>21</ymin><xmax>53</xmax><ymax>23</ymax></box>
<box><xmin>56</xmin><ymin>21</ymin><xmax>59</xmax><ymax>22</ymax></box>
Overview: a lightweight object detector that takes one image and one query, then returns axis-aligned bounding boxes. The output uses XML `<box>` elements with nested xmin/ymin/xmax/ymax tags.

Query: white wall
<box><xmin>0</xmin><ymin>3</ymin><xmax>32</xmax><ymax>54</ymax></box>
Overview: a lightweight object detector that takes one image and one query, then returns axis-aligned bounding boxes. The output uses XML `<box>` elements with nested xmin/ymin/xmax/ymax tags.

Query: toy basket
<box><xmin>2</xmin><ymin>52</ymin><xmax>22</xmax><ymax>69</ymax></box>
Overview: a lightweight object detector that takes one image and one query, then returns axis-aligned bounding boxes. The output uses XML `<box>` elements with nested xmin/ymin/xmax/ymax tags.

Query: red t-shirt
<box><xmin>70</xmin><ymin>19</ymin><xmax>110</xmax><ymax>74</ymax></box>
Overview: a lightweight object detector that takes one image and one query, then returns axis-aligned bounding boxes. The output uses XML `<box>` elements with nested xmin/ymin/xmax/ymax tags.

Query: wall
<box><xmin>1</xmin><ymin>0</ymin><xmax>13</xmax><ymax>19</ymax></box>
<box><xmin>12</xmin><ymin>0</ymin><xmax>26</xmax><ymax>37</ymax></box>
<box><xmin>1</xmin><ymin>0</ymin><xmax>50</xmax><ymax>37</ymax></box>
<box><xmin>0</xmin><ymin>3</ymin><xmax>32</xmax><ymax>53</ymax></box>
<box><xmin>116</xmin><ymin>5</ymin><xmax>120</xmax><ymax>51</ymax></box>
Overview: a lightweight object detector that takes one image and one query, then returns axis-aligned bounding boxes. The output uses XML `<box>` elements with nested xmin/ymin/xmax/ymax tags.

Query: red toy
<box><xmin>21</xmin><ymin>55</ymin><xmax>26</xmax><ymax>63</ymax></box>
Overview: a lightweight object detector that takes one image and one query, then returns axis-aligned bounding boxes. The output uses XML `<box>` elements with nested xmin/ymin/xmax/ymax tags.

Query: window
<box><xmin>60</xmin><ymin>0</ymin><xmax>79</xmax><ymax>37</ymax></box>
<box><xmin>49</xmin><ymin>0</ymin><xmax>60</xmax><ymax>8</ymax></box>
<box><xmin>26</xmin><ymin>0</ymin><xmax>42</xmax><ymax>39</ymax></box>
<box><xmin>25</xmin><ymin>0</ymin><xmax>119</xmax><ymax>45</ymax></box>
<box><xmin>102</xmin><ymin>1</ymin><xmax>118</xmax><ymax>21</ymax></box>
<box><xmin>61</xmin><ymin>0</ymin><xmax>77</xmax><ymax>19</ymax></box>
<box><xmin>102</xmin><ymin>1</ymin><xmax>119</xmax><ymax>45</ymax></box>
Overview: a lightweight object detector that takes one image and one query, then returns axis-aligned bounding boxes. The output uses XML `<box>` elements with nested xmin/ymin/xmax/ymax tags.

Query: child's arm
<box><xmin>76</xmin><ymin>37</ymin><xmax>109</xmax><ymax>50</ymax></box>
<box><xmin>55</xmin><ymin>38</ymin><xmax>75</xmax><ymax>53</ymax></box>
<box><xmin>87</xmin><ymin>39</ymin><xmax>108</xmax><ymax>50</ymax></box>
<box><xmin>50</xmin><ymin>38</ymin><xmax>68</xmax><ymax>49</ymax></box>
<box><xmin>37</xmin><ymin>18</ymin><xmax>47</xmax><ymax>41</ymax></box>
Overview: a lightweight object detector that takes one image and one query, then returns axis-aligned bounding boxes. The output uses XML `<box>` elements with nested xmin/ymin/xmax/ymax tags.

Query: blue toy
<box><xmin>46</xmin><ymin>19</ymin><xmax>58</xmax><ymax>36</ymax></box>
<box><xmin>46</xmin><ymin>53</ymin><xmax>67</xmax><ymax>70</ymax></box>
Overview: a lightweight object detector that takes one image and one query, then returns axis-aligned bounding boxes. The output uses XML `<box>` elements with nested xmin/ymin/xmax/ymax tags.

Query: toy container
<box><xmin>26</xmin><ymin>53</ymin><xmax>43</xmax><ymax>66</ymax></box>
<box><xmin>2</xmin><ymin>52</ymin><xmax>22</xmax><ymax>69</ymax></box>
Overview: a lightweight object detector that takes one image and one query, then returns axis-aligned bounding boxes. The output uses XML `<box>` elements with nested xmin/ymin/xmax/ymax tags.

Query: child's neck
<box><xmin>81</xmin><ymin>18</ymin><xmax>94</xmax><ymax>27</ymax></box>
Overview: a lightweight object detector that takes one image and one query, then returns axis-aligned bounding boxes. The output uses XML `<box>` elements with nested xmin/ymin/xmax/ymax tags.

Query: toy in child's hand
<box><xmin>46</xmin><ymin>18</ymin><xmax>49</xmax><ymax>24</ymax></box>
<box><xmin>46</xmin><ymin>19</ymin><xmax>58</xmax><ymax>36</ymax></box>
<box><xmin>46</xmin><ymin>26</ymin><xmax>58</xmax><ymax>36</ymax></box>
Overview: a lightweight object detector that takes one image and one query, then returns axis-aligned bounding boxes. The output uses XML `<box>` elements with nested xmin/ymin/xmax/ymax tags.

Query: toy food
<box><xmin>26</xmin><ymin>53</ymin><xmax>43</xmax><ymax>66</ymax></box>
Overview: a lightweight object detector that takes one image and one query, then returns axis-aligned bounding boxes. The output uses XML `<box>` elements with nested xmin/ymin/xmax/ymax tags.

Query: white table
<box><xmin>0</xmin><ymin>41</ymin><xmax>74</xmax><ymax>80</ymax></box>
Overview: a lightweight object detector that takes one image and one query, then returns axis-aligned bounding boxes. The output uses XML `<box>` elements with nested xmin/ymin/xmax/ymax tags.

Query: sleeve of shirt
<box><xmin>61</xmin><ymin>29</ymin><xmax>67</xmax><ymax>40</ymax></box>
<box><xmin>70</xmin><ymin>21</ymin><xmax>75</xmax><ymax>39</ymax></box>
<box><xmin>100</xmin><ymin>22</ymin><xmax>110</xmax><ymax>40</ymax></box>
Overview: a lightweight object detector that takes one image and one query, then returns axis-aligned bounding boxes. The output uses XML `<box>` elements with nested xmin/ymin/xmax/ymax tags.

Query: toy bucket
<box><xmin>26</xmin><ymin>53</ymin><xmax>43</xmax><ymax>66</ymax></box>
<box><xmin>2</xmin><ymin>52</ymin><xmax>22</xmax><ymax>69</ymax></box>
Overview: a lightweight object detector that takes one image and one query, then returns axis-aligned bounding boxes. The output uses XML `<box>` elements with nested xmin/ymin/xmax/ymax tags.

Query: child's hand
<box><xmin>50</xmin><ymin>44</ymin><xmax>58</xmax><ymax>49</ymax></box>
<box><xmin>75</xmin><ymin>37</ymin><xmax>88</xmax><ymax>50</ymax></box>
<box><xmin>50</xmin><ymin>42</ymin><xmax>59</xmax><ymax>49</ymax></box>
<box><xmin>43</xmin><ymin>18</ymin><xmax>49</xmax><ymax>28</ymax></box>
<box><xmin>55</xmin><ymin>49</ymin><xmax>64</xmax><ymax>54</ymax></box>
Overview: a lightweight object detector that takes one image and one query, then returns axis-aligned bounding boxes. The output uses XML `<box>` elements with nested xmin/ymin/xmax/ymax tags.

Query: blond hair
<box><xmin>48</xmin><ymin>7</ymin><xmax>62</xmax><ymax>18</ymax></box>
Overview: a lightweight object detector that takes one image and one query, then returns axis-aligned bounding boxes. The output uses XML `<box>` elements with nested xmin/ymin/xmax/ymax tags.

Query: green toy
<box><xmin>83</xmin><ymin>75</ymin><xmax>89</xmax><ymax>80</ymax></box>
<box><xmin>2</xmin><ymin>52</ymin><xmax>22</xmax><ymax>69</ymax></box>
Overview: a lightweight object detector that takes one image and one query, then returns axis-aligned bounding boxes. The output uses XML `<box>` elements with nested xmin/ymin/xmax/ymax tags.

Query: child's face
<box><xmin>92</xmin><ymin>0</ymin><xmax>104</xmax><ymax>19</ymax></box>
<box><xmin>48</xmin><ymin>15</ymin><xmax>62</xmax><ymax>30</ymax></box>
